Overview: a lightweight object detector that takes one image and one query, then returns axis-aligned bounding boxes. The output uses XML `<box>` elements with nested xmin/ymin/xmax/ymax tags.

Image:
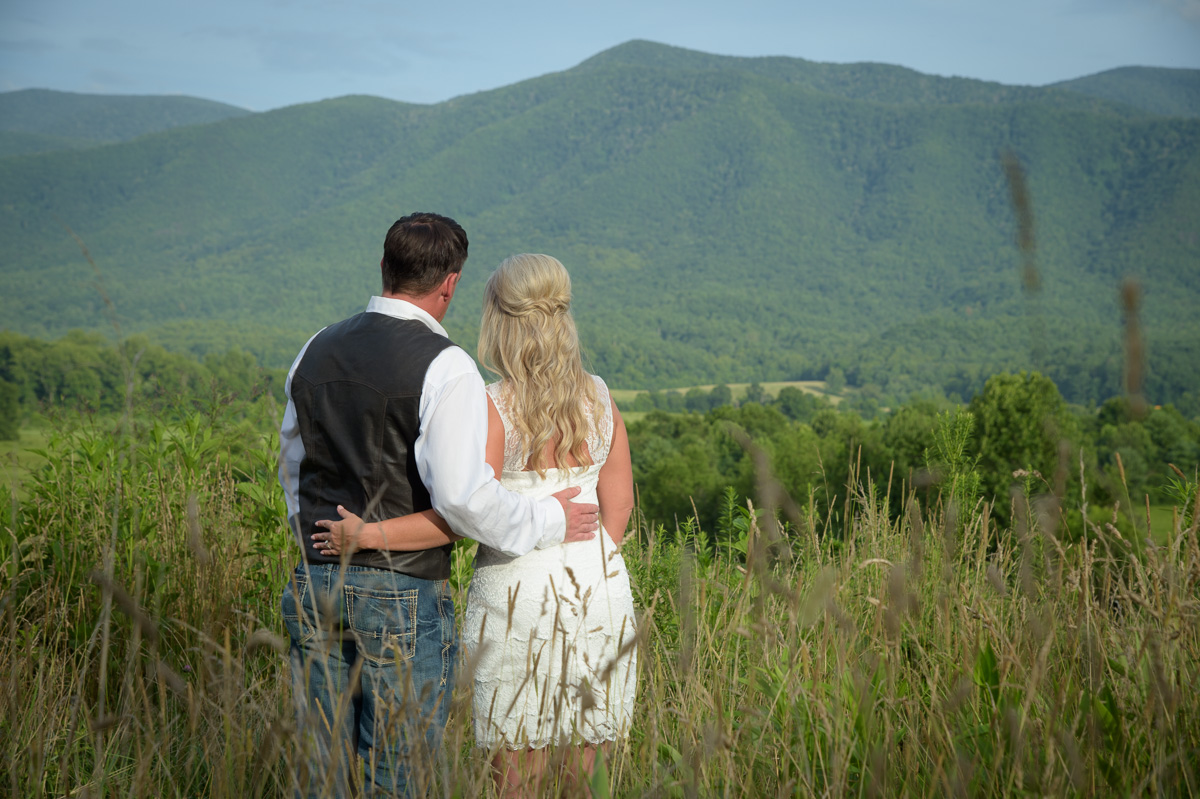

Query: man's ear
<box><xmin>441</xmin><ymin>271</ymin><xmax>461</xmax><ymax>300</ymax></box>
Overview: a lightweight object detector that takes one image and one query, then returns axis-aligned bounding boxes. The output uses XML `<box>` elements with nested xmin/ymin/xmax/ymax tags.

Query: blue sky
<box><xmin>2</xmin><ymin>0</ymin><xmax>1198</xmax><ymax>111</ymax></box>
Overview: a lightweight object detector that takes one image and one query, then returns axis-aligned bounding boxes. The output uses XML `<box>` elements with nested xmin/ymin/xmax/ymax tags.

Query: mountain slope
<box><xmin>1</xmin><ymin>43</ymin><xmax>1197</xmax><ymax>404</ymax></box>
<box><xmin>1052</xmin><ymin>67</ymin><xmax>1200</xmax><ymax>118</ymax></box>
<box><xmin>0</xmin><ymin>89</ymin><xmax>252</xmax><ymax>149</ymax></box>
<box><xmin>578</xmin><ymin>40</ymin><xmax>1144</xmax><ymax>115</ymax></box>
<box><xmin>0</xmin><ymin>130</ymin><xmax>95</xmax><ymax>158</ymax></box>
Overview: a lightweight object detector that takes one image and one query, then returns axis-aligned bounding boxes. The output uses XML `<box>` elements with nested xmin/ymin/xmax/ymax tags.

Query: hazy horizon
<box><xmin>3</xmin><ymin>0</ymin><xmax>1199</xmax><ymax>112</ymax></box>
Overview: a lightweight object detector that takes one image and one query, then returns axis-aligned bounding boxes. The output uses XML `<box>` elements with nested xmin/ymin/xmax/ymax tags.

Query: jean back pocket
<box><xmin>345</xmin><ymin>585</ymin><xmax>418</xmax><ymax>665</ymax></box>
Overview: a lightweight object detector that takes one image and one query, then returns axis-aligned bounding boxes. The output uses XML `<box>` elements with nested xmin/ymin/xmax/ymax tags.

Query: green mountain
<box><xmin>1051</xmin><ymin>67</ymin><xmax>1200</xmax><ymax>118</ymax></box>
<box><xmin>1</xmin><ymin>42</ymin><xmax>1197</xmax><ymax>404</ymax></box>
<box><xmin>0</xmin><ymin>89</ymin><xmax>251</xmax><ymax>154</ymax></box>
<box><xmin>580</xmin><ymin>40</ymin><xmax>1141</xmax><ymax>115</ymax></box>
<box><xmin>0</xmin><ymin>130</ymin><xmax>97</xmax><ymax>159</ymax></box>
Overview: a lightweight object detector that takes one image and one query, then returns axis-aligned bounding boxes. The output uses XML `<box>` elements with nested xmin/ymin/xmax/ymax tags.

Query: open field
<box><xmin>610</xmin><ymin>379</ymin><xmax>839</xmax><ymax>406</ymax></box>
<box><xmin>2</xmin><ymin>408</ymin><xmax>1197</xmax><ymax>796</ymax></box>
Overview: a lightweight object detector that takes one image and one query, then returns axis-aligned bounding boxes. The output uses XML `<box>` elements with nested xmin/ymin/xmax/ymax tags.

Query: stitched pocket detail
<box><xmin>345</xmin><ymin>585</ymin><xmax>418</xmax><ymax>665</ymax></box>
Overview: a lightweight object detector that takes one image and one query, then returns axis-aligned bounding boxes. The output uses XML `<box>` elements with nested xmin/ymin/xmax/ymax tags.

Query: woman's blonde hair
<box><xmin>478</xmin><ymin>253</ymin><xmax>600</xmax><ymax>476</ymax></box>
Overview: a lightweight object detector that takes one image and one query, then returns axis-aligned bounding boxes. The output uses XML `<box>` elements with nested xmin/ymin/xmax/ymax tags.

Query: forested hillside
<box><xmin>0</xmin><ymin>89</ymin><xmax>251</xmax><ymax>156</ymax></box>
<box><xmin>1</xmin><ymin>41</ymin><xmax>1197</xmax><ymax>405</ymax></box>
<box><xmin>1051</xmin><ymin>66</ymin><xmax>1200</xmax><ymax>118</ymax></box>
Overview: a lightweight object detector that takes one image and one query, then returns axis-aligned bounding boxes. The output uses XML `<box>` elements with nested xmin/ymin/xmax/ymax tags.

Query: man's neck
<box><xmin>381</xmin><ymin>290</ymin><xmax>445</xmax><ymax>322</ymax></box>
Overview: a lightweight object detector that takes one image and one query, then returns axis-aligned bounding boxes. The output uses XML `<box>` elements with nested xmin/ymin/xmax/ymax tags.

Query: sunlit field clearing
<box><xmin>609</xmin><ymin>380</ymin><xmax>834</xmax><ymax>407</ymax></box>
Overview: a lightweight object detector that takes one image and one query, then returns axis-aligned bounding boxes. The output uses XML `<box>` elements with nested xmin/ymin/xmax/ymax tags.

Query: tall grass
<box><xmin>2</xmin><ymin>407</ymin><xmax>1198</xmax><ymax>796</ymax></box>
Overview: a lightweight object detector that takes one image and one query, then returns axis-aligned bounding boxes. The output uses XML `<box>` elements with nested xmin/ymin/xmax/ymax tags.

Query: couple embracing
<box><xmin>278</xmin><ymin>212</ymin><xmax>637</xmax><ymax>796</ymax></box>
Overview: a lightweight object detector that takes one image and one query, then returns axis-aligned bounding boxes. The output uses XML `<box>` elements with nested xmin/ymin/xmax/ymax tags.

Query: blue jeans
<box><xmin>282</xmin><ymin>563</ymin><xmax>457</xmax><ymax>797</ymax></box>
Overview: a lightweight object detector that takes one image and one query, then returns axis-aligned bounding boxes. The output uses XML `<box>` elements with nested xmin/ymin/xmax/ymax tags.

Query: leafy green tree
<box><xmin>1145</xmin><ymin>407</ymin><xmax>1200</xmax><ymax>473</ymax></box>
<box><xmin>825</xmin><ymin>368</ymin><xmax>846</xmax><ymax>396</ymax></box>
<box><xmin>685</xmin><ymin>387</ymin><xmax>710</xmax><ymax>413</ymax></box>
<box><xmin>628</xmin><ymin>411</ymin><xmax>742</xmax><ymax>532</ymax></box>
<box><xmin>663</xmin><ymin>391</ymin><xmax>686</xmax><ymax>413</ymax></box>
<box><xmin>968</xmin><ymin>372</ymin><xmax>1077</xmax><ymax>510</ymax></box>
<box><xmin>767</xmin><ymin>424</ymin><xmax>824</xmax><ymax>506</ymax></box>
<box><xmin>1096</xmin><ymin>396</ymin><xmax>1133</xmax><ymax>428</ymax></box>
<box><xmin>742</xmin><ymin>382</ymin><xmax>766</xmax><ymax>406</ymax></box>
<box><xmin>848</xmin><ymin>393</ymin><xmax>880</xmax><ymax>420</ymax></box>
<box><xmin>709</xmin><ymin>384</ymin><xmax>733</xmax><ymax>409</ymax></box>
<box><xmin>924</xmin><ymin>409</ymin><xmax>983</xmax><ymax>514</ymax></box>
<box><xmin>773</xmin><ymin>387</ymin><xmax>828</xmax><ymax>424</ymax></box>
<box><xmin>631</xmin><ymin>391</ymin><xmax>659</xmax><ymax>412</ymax></box>
<box><xmin>881</xmin><ymin>399</ymin><xmax>941</xmax><ymax>481</ymax></box>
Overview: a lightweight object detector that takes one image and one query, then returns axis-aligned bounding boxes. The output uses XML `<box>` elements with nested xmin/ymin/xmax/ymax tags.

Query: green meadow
<box><xmin>1</xmin><ymin>364</ymin><xmax>1197</xmax><ymax>796</ymax></box>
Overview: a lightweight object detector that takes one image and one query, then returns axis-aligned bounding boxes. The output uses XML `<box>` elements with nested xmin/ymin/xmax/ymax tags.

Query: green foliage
<box><xmin>628</xmin><ymin>371</ymin><xmax>1200</xmax><ymax>541</ymax></box>
<box><xmin>630</xmin><ymin>383</ymin><xmax>739</xmax><ymax>413</ymax></box>
<box><xmin>924</xmin><ymin>408</ymin><xmax>983</xmax><ymax>513</ymax></box>
<box><xmin>3</xmin><ymin>372</ymin><xmax>1200</xmax><ymax>796</ymax></box>
<box><xmin>710</xmin><ymin>383</ymin><xmax>733</xmax><ymax>408</ymax></box>
<box><xmin>880</xmin><ymin>398</ymin><xmax>941</xmax><ymax>476</ymax></box>
<box><xmin>1084</xmin><ymin>398</ymin><xmax>1200</xmax><ymax>506</ymax></box>
<box><xmin>1051</xmin><ymin>66</ymin><xmax>1200</xmax><ymax>118</ymax></box>
<box><xmin>968</xmin><ymin>372</ymin><xmax>1077</xmax><ymax>512</ymax></box>
<box><xmin>1164</xmin><ymin>466</ymin><xmax>1199</xmax><ymax>530</ymax></box>
<box><xmin>1</xmin><ymin>45</ymin><xmax>1197</xmax><ymax>406</ymax></box>
<box><xmin>824</xmin><ymin>367</ymin><xmax>846</xmax><ymax>396</ymax></box>
<box><xmin>774</xmin><ymin>385</ymin><xmax>830</xmax><ymax>423</ymax></box>
<box><xmin>0</xmin><ymin>380</ymin><xmax>18</xmax><ymax>440</ymax></box>
<box><xmin>741</xmin><ymin>382</ymin><xmax>766</xmax><ymax>405</ymax></box>
<box><xmin>0</xmin><ymin>330</ymin><xmax>284</xmax><ymax>422</ymax></box>
<box><xmin>0</xmin><ymin>129</ymin><xmax>95</xmax><ymax>158</ymax></box>
<box><xmin>1</xmin><ymin>401</ymin><xmax>294</xmax><ymax>796</ymax></box>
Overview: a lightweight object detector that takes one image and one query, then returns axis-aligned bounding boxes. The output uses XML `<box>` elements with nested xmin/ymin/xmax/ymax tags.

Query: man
<box><xmin>278</xmin><ymin>212</ymin><xmax>599</xmax><ymax>797</ymax></box>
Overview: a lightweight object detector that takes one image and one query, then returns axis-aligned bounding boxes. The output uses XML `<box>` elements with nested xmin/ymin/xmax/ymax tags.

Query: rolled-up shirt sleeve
<box><xmin>416</xmin><ymin>347</ymin><xmax>566</xmax><ymax>557</ymax></box>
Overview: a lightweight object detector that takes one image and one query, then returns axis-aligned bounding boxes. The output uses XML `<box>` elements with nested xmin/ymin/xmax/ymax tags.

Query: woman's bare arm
<box><xmin>313</xmin><ymin>506</ymin><xmax>460</xmax><ymax>556</ymax></box>
<box><xmin>485</xmin><ymin>395</ymin><xmax>506</xmax><ymax>477</ymax></box>
<box><xmin>312</xmin><ymin>396</ymin><xmax>509</xmax><ymax>557</ymax></box>
<box><xmin>596</xmin><ymin>397</ymin><xmax>634</xmax><ymax>545</ymax></box>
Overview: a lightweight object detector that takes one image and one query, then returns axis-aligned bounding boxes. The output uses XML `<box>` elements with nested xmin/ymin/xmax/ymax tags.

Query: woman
<box><xmin>313</xmin><ymin>253</ymin><xmax>637</xmax><ymax>796</ymax></box>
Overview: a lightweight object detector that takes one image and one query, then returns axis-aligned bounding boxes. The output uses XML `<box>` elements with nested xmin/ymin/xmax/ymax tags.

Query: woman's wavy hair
<box><xmin>478</xmin><ymin>253</ymin><xmax>600</xmax><ymax>476</ymax></box>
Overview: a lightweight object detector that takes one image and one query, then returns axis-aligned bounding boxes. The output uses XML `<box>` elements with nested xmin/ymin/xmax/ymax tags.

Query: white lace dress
<box><xmin>464</xmin><ymin>376</ymin><xmax>638</xmax><ymax>750</ymax></box>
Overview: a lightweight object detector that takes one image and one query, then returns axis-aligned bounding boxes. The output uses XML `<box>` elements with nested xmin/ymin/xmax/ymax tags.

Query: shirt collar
<box><xmin>365</xmin><ymin>295</ymin><xmax>448</xmax><ymax>337</ymax></box>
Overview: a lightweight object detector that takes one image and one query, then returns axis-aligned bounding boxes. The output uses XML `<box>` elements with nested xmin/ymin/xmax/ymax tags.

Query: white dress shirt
<box><xmin>278</xmin><ymin>296</ymin><xmax>566</xmax><ymax>558</ymax></box>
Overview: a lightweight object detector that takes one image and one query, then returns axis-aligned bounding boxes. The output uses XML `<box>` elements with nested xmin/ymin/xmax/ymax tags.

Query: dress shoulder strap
<box><xmin>588</xmin><ymin>374</ymin><xmax>614</xmax><ymax>465</ymax></box>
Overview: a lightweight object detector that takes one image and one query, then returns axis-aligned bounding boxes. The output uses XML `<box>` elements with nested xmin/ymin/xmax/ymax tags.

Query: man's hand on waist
<box><xmin>553</xmin><ymin>486</ymin><xmax>598</xmax><ymax>543</ymax></box>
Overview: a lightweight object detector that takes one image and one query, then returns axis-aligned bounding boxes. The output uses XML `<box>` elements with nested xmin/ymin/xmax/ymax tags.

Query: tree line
<box><xmin>3</xmin><ymin>330</ymin><xmax>1196</xmax><ymax>544</ymax></box>
<box><xmin>622</xmin><ymin>374</ymin><xmax>1199</xmax><ymax>537</ymax></box>
<box><xmin>0</xmin><ymin>330</ymin><xmax>284</xmax><ymax>438</ymax></box>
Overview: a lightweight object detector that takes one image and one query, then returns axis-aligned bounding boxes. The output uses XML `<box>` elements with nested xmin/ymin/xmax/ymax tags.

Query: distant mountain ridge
<box><xmin>581</xmin><ymin>41</ymin><xmax>1194</xmax><ymax>117</ymax></box>
<box><xmin>1</xmin><ymin>42</ymin><xmax>1197</xmax><ymax>405</ymax></box>
<box><xmin>0</xmin><ymin>89</ymin><xmax>251</xmax><ymax>156</ymax></box>
<box><xmin>1051</xmin><ymin>67</ymin><xmax>1200</xmax><ymax>118</ymax></box>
